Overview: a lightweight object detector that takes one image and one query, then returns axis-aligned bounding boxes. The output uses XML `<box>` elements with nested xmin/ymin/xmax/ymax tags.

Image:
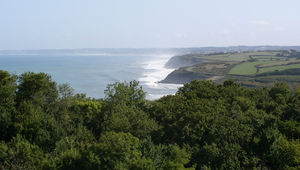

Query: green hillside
<box><xmin>162</xmin><ymin>50</ymin><xmax>300</xmax><ymax>87</ymax></box>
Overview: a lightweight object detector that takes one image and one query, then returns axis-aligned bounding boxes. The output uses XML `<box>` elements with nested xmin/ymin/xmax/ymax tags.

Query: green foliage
<box><xmin>140</xmin><ymin>138</ymin><xmax>193</xmax><ymax>170</ymax></box>
<box><xmin>105</xmin><ymin>80</ymin><xmax>146</xmax><ymax>107</ymax></box>
<box><xmin>151</xmin><ymin>80</ymin><xmax>299</xmax><ymax>169</ymax></box>
<box><xmin>53</xmin><ymin>128</ymin><xmax>100</xmax><ymax>170</ymax></box>
<box><xmin>103</xmin><ymin>81</ymin><xmax>158</xmax><ymax>138</ymax></box>
<box><xmin>0</xmin><ymin>71</ymin><xmax>17</xmax><ymax>141</ymax></box>
<box><xmin>58</xmin><ymin>83</ymin><xmax>74</xmax><ymax>99</ymax></box>
<box><xmin>0</xmin><ymin>70</ymin><xmax>299</xmax><ymax>169</ymax></box>
<box><xmin>102</xmin><ymin>104</ymin><xmax>158</xmax><ymax>139</ymax></box>
<box><xmin>14</xmin><ymin>101</ymin><xmax>59</xmax><ymax>151</ymax></box>
<box><xmin>70</xmin><ymin>100</ymin><xmax>104</xmax><ymax>136</ymax></box>
<box><xmin>0</xmin><ymin>135</ymin><xmax>47</xmax><ymax>169</ymax></box>
<box><xmin>279</xmin><ymin>120</ymin><xmax>300</xmax><ymax>139</ymax></box>
<box><xmin>93</xmin><ymin>131</ymin><xmax>143</xmax><ymax>169</ymax></box>
<box><xmin>269</xmin><ymin>135</ymin><xmax>300</xmax><ymax>169</ymax></box>
<box><xmin>16</xmin><ymin>72</ymin><xmax>58</xmax><ymax>112</ymax></box>
<box><xmin>177</xmin><ymin>80</ymin><xmax>220</xmax><ymax>99</ymax></box>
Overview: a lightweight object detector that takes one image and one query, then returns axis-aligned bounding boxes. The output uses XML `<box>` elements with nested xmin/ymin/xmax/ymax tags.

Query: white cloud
<box><xmin>251</xmin><ymin>20</ymin><xmax>270</xmax><ymax>26</ymax></box>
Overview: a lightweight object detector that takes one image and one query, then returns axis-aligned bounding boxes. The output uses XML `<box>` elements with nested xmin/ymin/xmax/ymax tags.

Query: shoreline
<box><xmin>138</xmin><ymin>54</ymin><xmax>183</xmax><ymax>99</ymax></box>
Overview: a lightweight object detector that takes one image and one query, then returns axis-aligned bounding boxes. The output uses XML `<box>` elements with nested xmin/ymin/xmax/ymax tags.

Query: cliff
<box><xmin>164</xmin><ymin>54</ymin><xmax>204</xmax><ymax>69</ymax></box>
<box><xmin>160</xmin><ymin>68</ymin><xmax>209</xmax><ymax>84</ymax></box>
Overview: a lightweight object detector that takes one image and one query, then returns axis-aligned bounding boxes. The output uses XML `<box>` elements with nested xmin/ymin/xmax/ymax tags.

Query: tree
<box><xmin>269</xmin><ymin>135</ymin><xmax>300</xmax><ymax>169</ymax></box>
<box><xmin>58</xmin><ymin>83</ymin><xmax>74</xmax><ymax>99</ymax></box>
<box><xmin>70</xmin><ymin>100</ymin><xmax>104</xmax><ymax>136</ymax></box>
<box><xmin>103</xmin><ymin>81</ymin><xmax>158</xmax><ymax>138</ymax></box>
<box><xmin>0</xmin><ymin>135</ymin><xmax>46</xmax><ymax>169</ymax></box>
<box><xmin>14</xmin><ymin>101</ymin><xmax>59</xmax><ymax>151</ymax></box>
<box><xmin>1</xmin><ymin>69</ymin><xmax>300</xmax><ymax>169</ymax></box>
<box><xmin>102</xmin><ymin>103</ymin><xmax>158</xmax><ymax>139</ymax></box>
<box><xmin>177</xmin><ymin>80</ymin><xmax>220</xmax><ymax>99</ymax></box>
<box><xmin>104</xmin><ymin>80</ymin><xmax>146</xmax><ymax>107</ymax></box>
<box><xmin>140</xmin><ymin>138</ymin><xmax>193</xmax><ymax>170</ymax></box>
<box><xmin>92</xmin><ymin>131</ymin><xmax>143</xmax><ymax>169</ymax></box>
<box><xmin>16</xmin><ymin>72</ymin><xmax>58</xmax><ymax>112</ymax></box>
<box><xmin>53</xmin><ymin>125</ymin><xmax>99</xmax><ymax>170</ymax></box>
<box><xmin>0</xmin><ymin>70</ymin><xmax>17</xmax><ymax>141</ymax></box>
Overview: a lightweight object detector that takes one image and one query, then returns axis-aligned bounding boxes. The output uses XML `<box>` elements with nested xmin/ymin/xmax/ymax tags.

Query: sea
<box><xmin>0</xmin><ymin>50</ymin><xmax>183</xmax><ymax>100</ymax></box>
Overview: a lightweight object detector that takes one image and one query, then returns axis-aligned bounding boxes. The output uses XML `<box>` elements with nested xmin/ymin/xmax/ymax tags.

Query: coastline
<box><xmin>138</xmin><ymin>54</ymin><xmax>183</xmax><ymax>100</ymax></box>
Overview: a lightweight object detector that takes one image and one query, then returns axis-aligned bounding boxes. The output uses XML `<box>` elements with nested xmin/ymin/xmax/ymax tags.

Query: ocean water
<box><xmin>0</xmin><ymin>53</ymin><xmax>182</xmax><ymax>100</ymax></box>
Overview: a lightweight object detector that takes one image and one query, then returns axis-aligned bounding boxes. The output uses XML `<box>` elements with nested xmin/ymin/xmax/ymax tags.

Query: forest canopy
<box><xmin>0</xmin><ymin>70</ymin><xmax>299</xmax><ymax>169</ymax></box>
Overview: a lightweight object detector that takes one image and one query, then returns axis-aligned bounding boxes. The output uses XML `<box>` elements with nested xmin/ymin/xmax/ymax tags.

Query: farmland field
<box><xmin>259</xmin><ymin>63</ymin><xmax>300</xmax><ymax>73</ymax></box>
<box><xmin>252</xmin><ymin>55</ymin><xmax>282</xmax><ymax>61</ymax></box>
<box><xmin>228</xmin><ymin>61</ymin><xmax>267</xmax><ymax>75</ymax></box>
<box><xmin>198</xmin><ymin>53</ymin><xmax>250</xmax><ymax>61</ymax></box>
<box><xmin>164</xmin><ymin>50</ymin><xmax>300</xmax><ymax>87</ymax></box>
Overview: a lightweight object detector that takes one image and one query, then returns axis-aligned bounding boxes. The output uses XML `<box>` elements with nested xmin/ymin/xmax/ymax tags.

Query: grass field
<box><xmin>252</xmin><ymin>55</ymin><xmax>282</xmax><ymax>61</ymax></box>
<box><xmin>165</xmin><ymin>50</ymin><xmax>300</xmax><ymax>87</ymax></box>
<box><xmin>198</xmin><ymin>51</ymin><xmax>282</xmax><ymax>62</ymax></box>
<box><xmin>259</xmin><ymin>64</ymin><xmax>300</xmax><ymax>73</ymax></box>
<box><xmin>175</xmin><ymin>50</ymin><xmax>300</xmax><ymax>78</ymax></box>
<box><xmin>198</xmin><ymin>53</ymin><xmax>249</xmax><ymax>61</ymax></box>
<box><xmin>258</xmin><ymin>60</ymin><xmax>300</xmax><ymax>67</ymax></box>
<box><xmin>255</xmin><ymin>75</ymin><xmax>300</xmax><ymax>83</ymax></box>
<box><xmin>228</xmin><ymin>61</ymin><xmax>267</xmax><ymax>75</ymax></box>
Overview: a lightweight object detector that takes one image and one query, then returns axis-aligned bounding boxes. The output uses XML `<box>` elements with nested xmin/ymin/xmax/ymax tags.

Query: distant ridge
<box><xmin>0</xmin><ymin>46</ymin><xmax>300</xmax><ymax>56</ymax></box>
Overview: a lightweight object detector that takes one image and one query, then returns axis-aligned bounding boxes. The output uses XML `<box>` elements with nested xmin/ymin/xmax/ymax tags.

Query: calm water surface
<box><xmin>0</xmin><ymin>54</ymin><xmax>182</xmax><ymax>100</ymax></box>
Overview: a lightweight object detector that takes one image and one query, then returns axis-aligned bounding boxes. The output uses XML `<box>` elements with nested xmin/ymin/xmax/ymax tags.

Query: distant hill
<box><xmin>161</xmin><ymin>50</ymin><xmax>300</xmax><ymax>88</ymax></box>
<box><xmin>1</xmin><ymin>46</ymin><xmax>300</xmax><ymax>56</ymax></box>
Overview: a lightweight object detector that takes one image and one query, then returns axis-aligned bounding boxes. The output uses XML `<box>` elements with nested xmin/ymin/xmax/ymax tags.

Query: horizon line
<box><xmin>1</xmin><ymin>45</ymin><xmax>300</xmax><ymax>51</ymax></box>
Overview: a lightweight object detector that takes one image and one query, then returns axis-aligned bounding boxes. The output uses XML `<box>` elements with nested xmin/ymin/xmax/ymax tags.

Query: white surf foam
<box><xmin>139</xmin><ymin>54</ymin><xmax>172</xmax><ymax>87</ymax></box>
<box><xmin>139</xmin><ymin>54</ymin><xmax>183</xmax><ymax>98</ymax></box>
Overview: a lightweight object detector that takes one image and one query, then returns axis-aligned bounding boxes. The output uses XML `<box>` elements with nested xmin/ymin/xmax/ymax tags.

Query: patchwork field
<box><xmin>229</xmin><ymin>61</ymin><xmax>267</xmax><ymax>75</ymax></box>
<box><xmin>162</xmin><ymin>50</ymin><xmax>300</xmax><ymax>87</ymax></box>
<box><xmin>227</xmin><ymin>52</ymin><xmax>300</xmax><ymax>75</ymax></box>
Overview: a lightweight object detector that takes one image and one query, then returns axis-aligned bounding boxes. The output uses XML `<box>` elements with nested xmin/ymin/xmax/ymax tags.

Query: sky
<box><xmin>0</xmin><ymin>0</ymin><xmax>299</xmax><ymax>50</ymax></box>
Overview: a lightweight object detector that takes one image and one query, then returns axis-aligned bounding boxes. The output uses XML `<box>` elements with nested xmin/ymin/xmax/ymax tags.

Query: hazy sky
<box><xmin>0</xmin><ymin>0</ymin><xmax>299</xmax><ymax>49</ymax></box>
